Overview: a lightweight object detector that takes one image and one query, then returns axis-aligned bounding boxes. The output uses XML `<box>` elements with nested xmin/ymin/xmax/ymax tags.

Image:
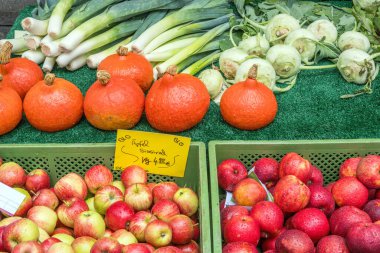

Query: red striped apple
<box><xmin>13</xmin><ymin>188</ymin><xmax>33</xmax><ymax>217</ymax></box>
<box><xmin>121</xmin><ymin>165</ymin><xmax>147</xmax><ymax>187</ymax></box>
<box><xmin>124</xmin><ymin>184</ymin><xmax>152</xmax><ymax>211</ymax></box>
<box><xmin>25</xmin><ymin>169</ymin><xmax>50</xmax><ymax>193</ymax></box>
<box><xmin>90</xmin><ymin>237</ymin><xmax>122</xmax><ymax>253</ymax></box>
<box><xmin>27</xmin><ymin>206</ymin><xmax>57</xmax><ymax>235</ymax></box>
<box><xmin>12</xmin><ymin>241</ymin><xmax>43</xmax><ymax>253</ymax></box>
<box><xmin>279</xmin><ymin>152</ymin><xmax>312</xmax><ymax>183</ymax></box>
<box><xmin>151</xmin><ymin>199</ymin><xmax>180</xmax><ymax>222</ymax></box>
<box><xmin>71</xmin><ymin>236</ymin><xmax>96</xmax><ymax>253</ymax></box>
<box><xmin>54</xmin><ymin>173</ymin><xmax>87</xmax><ymax>201</ymax></box>
<box><xmin>2</xmin><ymin>218</ymin><xmax>39</xmax><ymax>252</ymax></box>
<box><xmin>168</xmin><ymin>214</ymin><xmax>194</xmax><ymax>245</ymax></box>
<box><xmin>47</xmin><ymin>242</ymin><xmax>74</xmax><ymax>253</ymax></box>
<box><xmin>144</xmin><ymin>220</ymin><xmax>172</xmax><ymax>248</ymax></box>
<box><xmin>152</xmin><ymin>182</ymin><xmax>179</xmax><ymax>203</ymax></box>
<box><xmin>94</xmin><ymin>185</ymin><xmax>123</xmax><ymax>215</ymax></box>
<box><xmin>74</xmin><ymin>211</ymin><xmax>105</xmax><ymax>239</ymax></box>
<box><xmin>57</xmin><ymin>197</ymin><xmax>89</xmax><ymax>228</ymax></box>
<box><xmin>41</xmin><ymin>238</ymin><xmax>61</xmax><ymax>253</ymax></box>
<box><xmin>111</xmin><ymin>229</ymin><xmax>137</xmax><ymax>245</ymax></box>
<box><xmin>0</xmin><ymin>162</ymin><xmax>26</xmax><ymax>187</ymax></box>
<box><xmin>177</xmin><ymin>240</ymin><xmax>200</xmax><ymax>253</ymax></box>
<box><xmin>129</xmin><ymin>211</ymin><xmax>157</xmax><ymax>242</ymax></box>
<box><xmin>52</xmin><ymin>227</ymin><xmax>73</xmax><ymax>236</ymax></box>
<box><xmin>121</xmin><ymin>243</ymin><xmax>151</xmax><ymax>253</ymax></box>
<box><xmin>32</xmin><ymin>189</ymin><xmax>59</xmax><ymax>210</ymax></box>
<box><xmin>111</xmin><ymin>181</ymin><xmax>125</xmax><ymax>195</ymax></box>
<box><xmin>173</xmin><ymin>188</ymin><xmax>198</xmax><ymax>217</ymax></box>
<box><xmin>153</xmin><ymin>246</ymin><xmax>182</xmax><ymax>253</ymax></box>
<box><xmin>52</xmin><ymin>233</ymin><xmax>74</xmax><ymax>244</ymax></box>
<box><xmin>105</xmin><ymin>201</ymin><xmax>134</xmax><ymax>231</ymax></box>
<box><xmin>85</xmin><ymin>165</ymin><xmax>113</xmax><ymax>194</ymax></box>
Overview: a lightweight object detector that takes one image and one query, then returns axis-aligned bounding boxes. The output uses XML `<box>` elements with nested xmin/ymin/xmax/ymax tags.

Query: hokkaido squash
<box><xmin>145</xmin><ymin>66</ymin><xmax>210</xmax><ymax>133</ymax></box>
<box><xmin>84</xmin><ymin>70</ymin><xmax>145</xmax><ymax>130</ymax></box>
<box><xmin>0</xmin><ymin>84</ymin><xmax>22</xmax><ymax>135</ymax></box>
<box><xmin>220</xmin><ymin>65</ymin><xmax>278</xmax><ymax>130</ymax></box>
<box><xmin>0</xmin><ymin>41</ymin><xmax>43</xmax><ymax>99</ymax></box>
<box><xmin>23</xmin><ymin>73</ymin><xmax>83</xmax><ymax>132</ymax></box>
<box><xmin>98</xmin><ymin>47</ymin><xmax>153</xmax><ymax>92</ymax></box>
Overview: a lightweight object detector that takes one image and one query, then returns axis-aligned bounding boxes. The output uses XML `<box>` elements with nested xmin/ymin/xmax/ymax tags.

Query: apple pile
<box><xmin>217</xmin><ymin>153</ymin><xmax>380</xmax><ymax>253</ymax></box>
<box><xmin>0</xmin><ymin>159</ymin><xmax>200</xmax><ymax>253</ymax></box>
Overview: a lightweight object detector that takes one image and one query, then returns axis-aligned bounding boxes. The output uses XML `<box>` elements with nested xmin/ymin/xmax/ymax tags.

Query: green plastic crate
<box><xmin>0</xmin><ymin>142</ymin><xmax>211</xmax><ymax>253</ymax></box>
<box><xmin>208</xmin><ymin>139</ymin><xmax>380</xmax><ymax>253</ymax></box>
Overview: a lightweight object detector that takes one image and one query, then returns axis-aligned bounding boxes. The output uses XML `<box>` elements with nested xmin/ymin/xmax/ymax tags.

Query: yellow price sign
<box><xmin>114</xmin><ymin>130</ymin><xmax>191</xmax><ymax>177</ymax></box>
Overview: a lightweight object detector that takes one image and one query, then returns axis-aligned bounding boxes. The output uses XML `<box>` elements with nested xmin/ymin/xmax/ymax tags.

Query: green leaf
<box><xmin>313</xmin><ymin>40</ymin><xmax>341</xmax><ymax>64</ymax></box>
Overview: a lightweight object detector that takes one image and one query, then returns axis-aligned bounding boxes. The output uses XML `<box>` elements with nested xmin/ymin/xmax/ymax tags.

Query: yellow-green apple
<box><xmin>129</xmin><ymin>211</ymin><xmax>157</xmax><ymax>242</ymax></box>
<box><xmin>357</xmin><ymin>155</ymin><xmax>380</xmax><ymax>189</ymax></box>
<box><xmin>57</xmin><ymin>197</ymin><xmax>89</xmax><ymax>228</ymax></box>
<box><xmin>252</xmin><ymin>158</ymin><xmax>279</xmax><ymax>189</ymax></box>
<box><xmin>105</xmin><ymin>201</ymin><xmax>134</xmax><ymax>231</ymax></box>
<box><xmin>27</xmin><ymin>206</ymin><xmax>57</xmax><ymax>235</ymax></box>
<box><xmin>307</xmin><ymin>166</ymin><xmax>323</xmax><ymax>186</ymax></box>
<box><xmin>152</xmin><ymin>182</ymin><xmax>179</xmax><ymax>203</ymax></box>
<box><xmin>363</xmin><ymin>199</ymin><xmax>380</xmax><ymax>222</ymax></box>
<box><xmin>222</xmin><ymin>242</ymin><xmax>258</xmax><ymax>253</ymax></box>
<box><xmin>345</xmin><ymin>222</ymin><xmax>380</xmax><ymax>253</ymax></box>
<box><xmin>2</xmin><ymin>218</ymin><xmax>39</xmax><ymax>251</ymax></box>
<box><xmin>86</xmin><ymin>197</ymin><xmax>96</xmax><ymax>212</ymax></box>
<box><xmin>74</xmin><ymin>211</ymin><xmax>105</xmax><ymax>239</ymax></box>
<box><xmin>12</xmin><ymin>188</ymin><xmax>33</xmax><ymax>216</ymax></box>
<box><xmin>90</xmin><ymin>237</ymin><xmax>122</xmax><ymax>253</ymax></box>
<box><xmin>54</xmin><ymin>173</ymin><xmax>88</xmax><ymax>201</ymax></box>
<box><xmin>47</xmin><ymin>242</ymin><xmax>74</xmax><ymax>253</ymax></box>
<box><xmin>25</xmin><ymin>169</ymin><xmax>50</xmax><ymax>193</ymax></box>
<box><xmin>279</xmin><ymin>152</ymin><xmax>312</xmax><ymax>183</ymax></box>
<box><xmin>124</xmin><ymin>184</ymin><xmax>152</xmax><ymax>211</ymax></box>
<box><xmin>103</xmin><ymin>229</ymin><xmax>113</xmax><ymax>238</ymax></box>
<box><xmin>0</xmin><ymin>216</ymin><xmax>21</xmax><ymax>250</ymax></box>
<box><xmin>12</xmin><ymin>241</ymin><xmax>43</xmax><ymax>253</ymax></box>
<box><xmin>168</xmin><ymin>214</ymin><xmax>193</xmax><ymax>245</ymax></box>
<box><xmin>332</xmin><ymin>177</ymin><xmax>368</xmax><ymax>208</ymax></box>
<box><xmin>37</xmin><ymin>227</ymin><xmax>50</xmax><ymax>242</ymax></box>
<box><xmin>307</xmin><ymin>184</ymin><xmax>335</xmax><ymax>217</ymax></box>
<box><xmin>121</xmin><ymin>243</ymin><xmax>151</xmax><ymax>253</ymax></box>
<box><xmin>273</xmin><ymin>175</ymin><xmax>311</xmax><ymax>213</ymax></box>
<box><xmin>233</xmin><ymin>178</ymin><xmax>266</xmax><ymax>207</ymax></box>
<box><xmin>121</xmin><ymin>165</ymin><xmax>147</xmax><ymax>187</ymax></box>
<box><xmin>173</xmin><ymin>188</ymin><xmax>198</xmax><ymax>217</ymax></box>
<box><xmin>0</xmin><ymin>162</ymin><xmax>26</xmax><ymax>187</ymax></box>
<box><xmin>177</xmin><ymin>240</ymin><xmax>200</xmax><ymax>253</ymax></box>
<box><xmin>32</xmin><ymin>189</ymin><xmax>59</xmax><ymax>210</ymax></box>
<box><xmin>40</xmin><ymin>238</ymin><xmax>61</xmax><ymax>253</ymax></box>
<box><xmin>111</xmin><ymin>229</ymin><xmax>137</xmax><ymax>245</ymax></box>
<box><xmin>111</xmin><ymin>181</ymin><xmax>125</xmax><ymax>195</ymax></box>
<box><xmin>275</xmin><ymin>230</ymin><xmax>314</xmax><ymax>253</ymax></box>
<box><xmin>151</xmin><ymin>200</ymin><xmax>180</xmax><ymax>222</ymax></box>
<box><xmin>71</xmin><ymin>236</ymin><xmax>96</xmax><ymax>253</ymax></box>
<box><xmin>223</xmin><ymin>215</ymin><xmax>260</xmax><ymax>245</ymax></box>
<box><xmin>316</xmin><ymin>235</ymin><xmax>349</xmax><ymax>253</ymax></box>
<box><xmin>250</xmin><ymin>201</ymin><xmax>284</xmax><ymax>238</ymax></box>
<box><xmin>221</xmin><ymin>206</ymin><xmax>249</xmax><ymax>231</ymax></box>
<box><xmin>52</xmin><ymin>233</ymin><xmax>74</xmax><ymax>244</ymax></box>
<box><xmin>84</xmin><ymin>165</ymin><xmax>113</xmax><ymax>194</ymax></box>
<box><xmin>94</xmin><ymin>185</ymin><xmax>123</xmax><ymax>215</ymax></box>
<box><xmin>339</xmin><ymin>157</ymin><xmax>361</xmax><ymax>178</ymax></box>
<box><xmin>329</xmin><ymin>206</ymin><xmax>371</xmax><ymax>237</ymax></box>
<box><xmin>52</xmin><ymin>227</ymin><xmax>73</xmax><ymax>236</ymax></box>
<box><xmin>153</xmin><ymin>246</ymin><xmax>182</xmax><ymax>253</ymax></box>
<box><xmin>144</xmin><ymin>220</ymin><xmax>172</xmax><ymax>248</ymax></box>
<box><xmin>217</xmin><ymin>159</ymin><xmax>248</xmax><ymax>191</ymax></box>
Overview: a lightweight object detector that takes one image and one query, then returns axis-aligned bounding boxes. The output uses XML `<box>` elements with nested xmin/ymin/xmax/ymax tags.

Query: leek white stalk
<box><xmin>48</xmin><ymin>0</ymin><xmax>76</xmax><ymax>38</ymax></box>
<box><xmin>151</xmin><ymin>37</ymin><xmax>197</xmax><ymax>53</ymax></box>
<box><xmin>182</xmin><ymin>51</ymin><xmax>221</xmax><ymax>75</ymax></box>
<box><xmin>41</xmin><ymin>39</ymin><xmax>63</xmax><ymax>57</ymax></box>
<box><xmin>145</xmin><ymin>37</ymin><xmax>198</xmax><ymax>62</ymax></box>
<box><xmin>0</xmin><ymin>39</ymin><xmax>28</xmax><ymax>53</ymax></box>
<box><xmin>26</xmin><ymin>36</ymin><xmax>42</xmax><ymax>50</ymax></box>
<box><xmin>156</xmin><ymin>23</ymin><xmax>230</xmax><ymax>76</ymax></box>
<box><xmin>21</xmin><ymin>18</ymin><xmax>49</xmax><ymax>36</ymax></box>
<box><xmin>66</xmin><ymin>55</ymin><xmax>87</xmax><ymax>71</ymax></box>
<box><xmin>40</xmin><ymin>35</ymin><xmax>53</xmax><ymax>45</ymax></box>
<box><xmin>42</xmin><ymin>57</ymin><xmax>56</xmax><ymax>72</ymax></box>
<box><xmin>22</xmin><ymin>50</ymin><xmax>45</xmax><ymax>64</ymax></box>
<box><xmin>57</xmin><ymin>19</ymin><xmax>142</xmax><ymax>67</ymax></box>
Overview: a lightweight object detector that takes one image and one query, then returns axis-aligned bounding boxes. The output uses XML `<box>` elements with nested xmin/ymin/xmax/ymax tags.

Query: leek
<box><xmin>145</xmin><ymin>37</ymin><xmax>198</xmax><ymax>62</ymax></box>
<box><xmin>48</xmin><ymin>0</ymin><xmax>76</xmax><ymax>38</ymax></box>
<box><xmin>42</xmin><ymin>57</ymin><xmax>56</xmax><ymax>72</ymax></box>
<box><xmin>182</xmin><ymin>51</ymin><xmax>221</xmax><ymax>75</ymax></box>
<box><xmin>0</xmin><ymin>39</ymin><xmax>28</xmax><ymax>53</ymax></box>
<box><xmin>66</xmin><ymin>55</ymin><xmax>87</xmax><ymax>71</ymax></box>
<box><xmin>57</xmin><ymin>19</ymin><xmax>142</xmax><ymax>67</ymax></box>
<box><xmin>41</xmin><ymin>35</ymin><xmax>54</xmax><ymax>45</ymax></box>
<box><xmin>132</xmin><ymin>10</ymin><xmax>168</xmax><ymax>40</ymax></box>
<box><xmin>26</xmin><ymin>36</ymin><xmax>42</xmax><ymax>50</ymax></box>
<box><xmin>59</xmin><ymin>0</ymin><xmax>186</xmax><ymax>52</ymax></box>
<box><xmin>21</xmin><ymin>18</ymin><xmax>49</xmax><ymax>36</ymax></box>
<box><xmin>22</xmin><ymin>49</ymin><xmax>45</xmax><ymax>64</ymax></box>
<box><xmin>41</xmin><ymin>39</ymin><xmax>63</xmax><ymax>57</ymax></box>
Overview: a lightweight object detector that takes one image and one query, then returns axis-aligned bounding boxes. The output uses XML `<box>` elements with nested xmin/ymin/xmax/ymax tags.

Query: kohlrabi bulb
<box><xmin>353</xmin><ymin>0</ymin><xmax>380</xmax><ymax>10</ymax></box>
<box><xmin>265</xmin><ymin>14</ymin><xmax>301</xmax><ymax>43</ymax></box>
<box><xmin>235</xmin><ymin>58</ymin><xmax>277</xmax><ymax>90</ymax></box>
<box><xmin>285</xmin><ymin>29</ymin><xmax>317</xmax><ymax>64</ymax></box>
<box><xmin>307</xmin><ymin>19</ymin><xmax>338</xmax><ymax>43</ymax></box>
<box><xmin>338</xmin><ymin>31</ymin><xmax>371</xmax><ymax>52</ymax></box>
<box><xmin>198</xmin><ymin>69</ymin><xmax>225</xmax><ymax>99</ymax></box>
<box><xmin>238</xmin><ymin>34</ymin><xmax>270</xmax><ymax>56</ymax></box>
<box><xmin>337</xmin><ymin>48</ymin><xmax>378</xmax><ymax>84</ymax></box>
<box><xmin>219</xmin><ymin>47</ymin><xmax>249</xmax><ymax>79</ymax></box>
<box><xmin>266</xmin><ymin>44</ymin><xmax>302</xmax><ymax>78</ymax></box>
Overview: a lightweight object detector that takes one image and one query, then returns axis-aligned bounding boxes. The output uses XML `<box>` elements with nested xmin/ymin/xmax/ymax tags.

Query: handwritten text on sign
<box><xmin>114</xmin><ymin>130</ymin><xmax>191</xmax><ymax>177</ymax></box>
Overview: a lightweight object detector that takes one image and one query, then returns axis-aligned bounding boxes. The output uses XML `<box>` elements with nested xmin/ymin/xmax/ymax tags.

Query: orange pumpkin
<box><xmin>23</xmin><ymin>73</ymin><xmax>83</xmax><ymax>132</ymax></box>
<box><xmin>145</xmin><ymin>66</ymin><xmax>210</xmax><ymax>133</ymax></box>
<box><xmin>0</xmin><ymin>41</ymin><xmax>43</xmax><ymax>99</ymax></box>
<box><xmin>84</xmin><ymin>70</ymin><xmax>145</xmax><ymax>130</ymax></box>
<box><xmin>0</xmin><ymin>84</ymin><xmax>22</xmax><ymax>135</ymax></box>
<box><xmin>98</xmin><ymin>47</ymin><xmax>153</xmax><ymax>92</ymax></box>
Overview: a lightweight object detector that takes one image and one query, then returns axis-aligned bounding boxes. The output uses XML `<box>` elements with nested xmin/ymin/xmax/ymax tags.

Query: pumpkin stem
<box><xmin>0</xmin><ymin>74</ymin><xmax>3</xmax><ymax>81</ymax></box>
<box><xmin>248</xmin><ymin>64</ymin><xmax>258</xmax><ymax>79</ymax></box>
<box><xmin>44</xmin><ymin>73</ymin><xmax>56</xmax><ymax>86</ymax></box>
<box><xmin>97</xmin><ymin>70</ymin><xmax>111</xmax><ymax>85</ymax></box>
<box><xmin>117</xmin><ymin>46</ymin><xmax>129</xmax><ymax>56</ymax></box>
<box><xmin>0</xmin><ymin>41</ymin><xmax>13</xmax><ymax>64</ymax></box>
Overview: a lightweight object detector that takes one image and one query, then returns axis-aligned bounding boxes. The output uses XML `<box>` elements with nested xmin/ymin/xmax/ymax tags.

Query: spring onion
<box><xmin>26</xmin><ymin>36</ymin><xmax>42</xmax><ymax>50</ymax></box>
<box><xmin>182</xmin><ymin>50</ymin><xmax>221</xmax><ymax>75</ymax></box>
<box><xmin>22</xmin><ymin>49</ymin><xmax>46</xmax><ymax>64</ymax></box>
<box><xmin>48</xmin><ymin>0</ymin><xmax>76</xmax><ymax>38</ymax></box>
<box><xmin>0</xmin><ymin>39</ymin><xmax>28</xmax><ymax>53</ymax></box>
<box><xmin>42</xmin><ymin>57</ymin><xmax>56</xmax><ymax>72</ymax></box>
<box><xmin>21</xmin><ymin>18</ymin><xmax>49</xmax><ymax>36</ymax></box>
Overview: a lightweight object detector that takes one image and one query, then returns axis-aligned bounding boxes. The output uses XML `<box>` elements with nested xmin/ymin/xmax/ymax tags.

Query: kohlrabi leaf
<box><xmin>314</xmin><ymin>40</ymin><xmax>341</xmax><ymax>64</ymax></box>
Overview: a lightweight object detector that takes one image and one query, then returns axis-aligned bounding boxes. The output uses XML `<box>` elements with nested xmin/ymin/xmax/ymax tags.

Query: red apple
<box><xmin>233</xmin><ymin>178</ymin><xmax>266</xmax><ymax>207</ymax></box>
<box><xmin>325</xmin><ymin>182</ymin><xmax>335</xmax><ymax>193</ymax></box>
<box><xmin>25</xmin><ymin>169</ymin><xmax>50</xmax><ymax>193</ymax></box>
<box><xmin>307</xmin><ymin>184</ymin><xmax>335</xmax><ymax>217</ymax></box>
<box><xmin>91</xmin><ymin>237</ymin><xmax>122</xmax><ymax>253</ymax></box>
<box><xmin>177</xmin><ymin>240</ymin><xmax>199</xmax><ymax>253</ymax></box>
<box><xmin>222</xmin><ymin>242</ymin><xmax>258</xmax><ymax>253</ymax></box>
<box><xmin>144</xmin><ymin>220</ymin><xmax>172</xmax><ymax>248</ymax></box>
<box><xmin>105</xmin><ymin>201</ymin><xmax>134</xmax><ymax>231</ymax></box>
<box><xmin>329</xmin><ymin>206</ymin><xmax>371</xmax><ymax>237</ymax></box>
<box><xmin>121</xmin><ymin>244</ymin><xmax>151</xmax><ymax>253</ymax></box>
<box><xmin>111</xmin><ymin>229</ymin><xmax>138</xmax><ymax>245</ymax></box>
<box><xmin>94</xmin><ymin>185</ymin><xmax>123</xmax><ymax>215</ymax></box>
<box><xmin>129</xmin><ymin>211</ymin><xmax>157</xmax><ymax>242</ymax></box>
<box><xmin>363</xmin><ymin>199</ymin><xmax>380</xmax><ymax>222</ymax></box>
<box><xmin>250</xmin><ymin>201</ymin><xmax>283</xmax><ymax>237</ymax></box>
<box><xmin>332</xmin><ymin>177</ymin><xmax>368</xmax><ymax>208</ymax></box>
<box><xmin>191</xmin><ymin>219</ymin><xmax>200</xmax><ymax>241</ymax></box>
<box><xmin>41</xmin><ymin>238</ymin><xmax>61</xmax><ymax>253</ymax></box>
<box><xmin>27</xmin><ymin>205</ymin><xmax>57</xmax><ymax>235</ymax></box>
<box><xmin>368</xmin><ymin>188</ymin><xmax>377</xmax><ymax>200</ymax></box>
<box><xmin>346</xmin><ymin>222</ymin><xmax>380</xmax><ymax>253</ymax></box>
<box><xmin>291</xmin><ymin>208</ymin><xmax>330</xmax><ymax>242</ymax></box>
<box><xmin>261</xmin><ymin>228</ymin><xmax>286</xmax><ymax>252</ymax></box>
<box><xmin>52</xmin><ymin>227</ymin><xmax>73</xmax><ymax>236</ymax></box>
<box><xmin>223</xmin><ymin>215</ymin><xmax>260</xmax><ymax>245</ymax></box>
<box><xmin>339</xmin><ymin>157</ymin><xmax>361</xmax><ymax>178</ymax></box>
<box><xmin>57</xmin><ymin>197</ymin><xmax>89</xmax><ymax>228</ymax></box>
<box><xmin>32</xmin><ymin>189</ymin><xmax>59</xmax><ymax>210</ymax></box>
<box><xmin>121</xmin><ymin>165</ymin><xmax>147</xmax><ymax>187</ymax></box>
<box><xmin>273</xmin><ymin>175</ymin><xmax>311</xmax><ymax>213</ymax></box>
<box><xmin>151</xmin><ymin>199</ymin><xmax>180</xmax><ymax>222</ymax></box>
<box><xmin>147</xmin><ymin>183</ymin><xmax>156</xmax><ymax>193</ymax></box>
<box><xmin>0</xmin><ymin>157</ymin><xmax>2</xmax><ymax>165</ymax></box>
<box><xmin>316</xmin><ymin>235</ymin><xmax>349</xmax><ymax>253</ymax></box>
<box><xmin>139</xmin><ymin>243</ymin><xmax>155</xmax><ymax>253</ymax></box>
<box><xmin>111</xmin><ymin>181</ymin><xmax>126</xmax><ymax>195</ymax></box>
<box><xmin>220</xmin><ymin>199</ymin><xmax>226</xmax><ymax>213</ymax></box>
<box><xmin>0</xmin><ymin>162</ymin><xmax>26</xmax><ymax>187</ymax></box>
<box><xmin>152</xmin><ymin>182</ymin><xmax>179</xmax><ymax>203</ymax></box>
<box><xmin>168</xmin><ymin>214</ymin><xmax>194</xmax><ymax>245</ymax></box>
<box><xmin>13</xmin><ymin>188</ymin><xmax>33</xmax><ymax>216</ymax></box>
<box><xmin>173</xmin><ymin>188</ymin><xmax>198</xmax><ymax>217</ymax></box>
<box><xmin>74</xmin><ymin>210</ymin><xmax>106</xmax><ymax>239</ymax></box>
<box><xmin>2</xmin><ymin>218</ymin><xmax>39</xmax><ymax>252</ymax></box>
<box><xmin>221</xmin><ymin>206</ymin><xmax>249</xmax><ymax>230</ymax></box>
<box><xmin>12</xmin><ymin>241</ymin><xmax>43</xmax><ymax>253</ymax></box>
<box><xmin>279</xmin><ymin>152</ymin><xmax>312</xmax><ymax>183</ymax></box>
<box><xmin>54</xmin><ymin>173</ymin><xmax>88</xmax><ymax>201</ymax></box>
<box><xmin>124</xmin><ymin>184</ymin><xmax>153</xmax><ymax>211</ymax></box>
<box><xmin>275</xmin><ymin>229</ymin><xmax>314</xmax><ymax>253</ymax></box>
<box><xmin>252</xmin><ymin>158</ymin><xmax>279</xmax><ymax>188</ymax></box>
<box><xmin>71</xmin><ymin>236</ymin><xmax>96</xmax><ymax>253</ymax></box>
<box><xmin>85</xmin><ymin>165</ymin><xmax>113</xmax><ymax>194</ymax></box>
<box><xmin>308</xmin><ymin>166</ymin><xmax>323</xmax><ymax>186</ymax></box>
<box><xmin>357</xmin><ymin>155</ymin><xmax>380</xmax><ymax>189</ymax></box>
<box><xmin>217</xmin><ymin>159</ymin><xmax>248</xmax><ymax>191</ymax></box>
<box><xmin>47</xmin><ymin>242</ymin><xmax>74</xmax><ymax>253</ymax></box>
<box><xmin>153</xmin><ymin>246</ymin><xmax>182</xmax><ymax>253</ymax></box>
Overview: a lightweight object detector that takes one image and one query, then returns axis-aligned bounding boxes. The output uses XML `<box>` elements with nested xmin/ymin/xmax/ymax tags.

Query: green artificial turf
<box><xmin>1</xmin><ymin>4</ymin><xmax>379</xmax><ymax>144</ymax></box>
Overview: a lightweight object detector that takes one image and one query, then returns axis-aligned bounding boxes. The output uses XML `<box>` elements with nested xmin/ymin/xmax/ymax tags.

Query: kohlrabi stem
<box><xmin>300</xmin><ymin>64</ymin><xmax>337</xmax><ymax>70</ymax></box>
<box><xmin>368</xmin><ymin>52</ymin><xmax>380</xmax><ymax>61</ymax></box>
<box><xmin>229</xmin><ymin>25</ymin><xmax>242</xmax><ymax>47</ymax></box>
<box><xmin>244</xmin><ymin>15</ymin><xmax>266</xmax><ymax>31</ymax></box>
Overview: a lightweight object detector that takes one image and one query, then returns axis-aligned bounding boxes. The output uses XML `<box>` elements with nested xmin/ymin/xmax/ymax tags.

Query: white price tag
<box><xmin>0</xmin><ymin>182</ymin><xmax>26</xmax><ymax>216</ymax></box>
